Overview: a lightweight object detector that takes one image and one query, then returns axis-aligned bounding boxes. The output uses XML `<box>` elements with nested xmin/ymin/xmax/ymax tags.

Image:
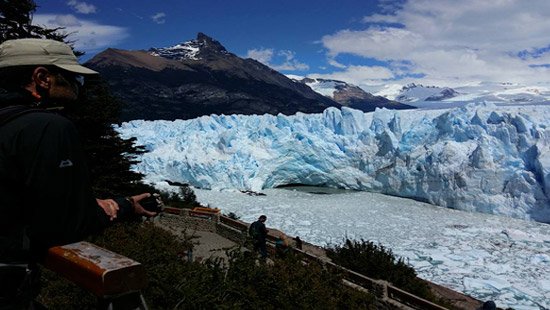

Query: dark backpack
<box><xmin>248</xmin><ymin>221</ymin><xmax>260</xmax><ymax>238</ymax></box>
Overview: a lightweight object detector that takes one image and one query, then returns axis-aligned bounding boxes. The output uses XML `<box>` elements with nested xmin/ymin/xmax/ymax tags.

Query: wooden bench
<box><xmin>46</xmin><ymin>241</ymin><xmax>148</xmax><ymax>310</ymax></box>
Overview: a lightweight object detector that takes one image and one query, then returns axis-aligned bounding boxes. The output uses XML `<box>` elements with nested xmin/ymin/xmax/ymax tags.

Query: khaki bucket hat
<box><xmin>0</xmin><ymin>38</ymin><xmax>98</xmax><ymax>74</ymax></box>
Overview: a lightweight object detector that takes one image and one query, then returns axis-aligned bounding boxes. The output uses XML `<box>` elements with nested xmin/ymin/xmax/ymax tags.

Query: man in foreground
<box><xmin>0</xmin><ymin>38</ymin><xmax>155</xmax><ymax>309</ymax></box>
<box><xmin>249</xmin><ymin>215</ymin><xmax>269</xmax><ymax>258</ymax></box>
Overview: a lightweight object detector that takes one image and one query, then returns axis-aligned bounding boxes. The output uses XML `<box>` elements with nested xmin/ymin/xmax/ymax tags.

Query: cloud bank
<box><xmin>320</xmin><ymin>0</ymin><xmax>550</xmax><ymax>87</ymax></box>
<box><xmin>247</xmin><ymin>48</ymin><xmax>309</xmax><ymax>71</ymax></box>
<box><xmin>33</xmin><ymin>14</ymin><xmax>128</xmax><ymax>52</ymax></box>
<box><xmin>66</xmin><ymin>0</ymin><xmax>97</xmax><ymax>14</ymax></box>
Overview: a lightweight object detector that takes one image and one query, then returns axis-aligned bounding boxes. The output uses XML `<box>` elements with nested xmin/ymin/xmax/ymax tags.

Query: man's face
<box><xmin>48</xmin><ymin>70</ymin><xmax>82</xmax><ymax>102</ymax></box>
<box><xmin>260</xmin><ymin>217</ymin><xmax>266</xmax><ymax>222</ymax></box>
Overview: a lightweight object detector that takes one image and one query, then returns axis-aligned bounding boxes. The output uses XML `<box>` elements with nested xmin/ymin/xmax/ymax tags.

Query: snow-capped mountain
<box><xmin>376</xmin><ymin>82</ymin><xmax>550</xmax><ymax>104</ymax></box>
<box><xmin>451</xmin><ymin>83</ymin><xmax>550</xmax><ymax>103</ymax></box>
<box><xmin>117</xmin><ymin>103</ymin><xmax>550</xmax><ymax>223</ymax></box>
<box><xmin>379</xmin><ymin>83</ymin><xmax>460</xmax><ymax>102</ymax></box>
<box><xmin>148</xmin><ymin>32</ymin><xmax>230</xmax><ymax>61</ymax></box>
<box><xmin>289</xmin><ymin>77</ymin><xmax>415</xmax><ymax>112</ymax></box>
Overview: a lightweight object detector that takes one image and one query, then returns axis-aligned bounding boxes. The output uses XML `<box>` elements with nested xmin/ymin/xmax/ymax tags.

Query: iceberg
<box><xmin>116</xmin><ymin>102</ymin><xmax>550</xmax><ymax>222</ymax></box>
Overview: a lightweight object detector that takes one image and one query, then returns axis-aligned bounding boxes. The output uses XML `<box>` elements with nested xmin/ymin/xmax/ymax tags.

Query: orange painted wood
<box><xmin>46</xmin><ymin>241</ymin><xmax>146</xmax><ymax>296</ymax></box>
<box><xmin>193</xmin><ymin>207</ymin><xmax>221</xmax><ymax>213</ymax></box>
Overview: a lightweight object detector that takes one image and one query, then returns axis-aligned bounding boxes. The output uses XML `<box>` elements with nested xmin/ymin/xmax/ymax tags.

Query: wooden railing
<box><xmin>387</xmin><ymin>285</ymin><xmax>450</xmax><ymax>310</ymax></box>
<box><xmin>219</xmin><ymin>215</ymin><xmax>247</xmax><ymax>231</ymax></box>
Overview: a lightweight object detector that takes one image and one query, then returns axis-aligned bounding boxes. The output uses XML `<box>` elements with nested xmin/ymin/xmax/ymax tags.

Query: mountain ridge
<box><xmin>86</xmin><ymin>33</ymin><xmax>414</xmax><ymax>121</ymax></box>
<box><xmin>290</xmin><ymin>77</ymin><xmax>415</xmax><ymax>112</ymax></box>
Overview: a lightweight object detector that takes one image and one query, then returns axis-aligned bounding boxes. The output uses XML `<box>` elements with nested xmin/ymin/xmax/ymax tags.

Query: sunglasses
<box><xmin>51</xmin><ymin>70</ymin><xmax>85</xmax><ymax>87</ymax></box>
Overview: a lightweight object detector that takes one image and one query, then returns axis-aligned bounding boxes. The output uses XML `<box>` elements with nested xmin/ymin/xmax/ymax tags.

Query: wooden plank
<box><xmin>188</xmin><ymin>210</ymin><xmax>217</xmax><ymax>219</ymax></box>
<box><xmin>164</xmin><ymin>206</ymin><xmax>183</xmax><ymax>214</ymax></box>
<box><xmin>220</xmin><ymin>216</ymin><xmax>247</xmax><ymax>230</ymax></box>
<box><xmin>193</xmin><ymin>207</ymin><xmax>221</xmax><ymax>213</ymax></box>
<box><xmin>46</xmin><ymin>241</ymin><xmax>147</xmax><ymax>297</ymax></box>
<box><xmin>387</xmin><ymin>285</ymin><xmax>449</xmax><ymax>310</ymax></box>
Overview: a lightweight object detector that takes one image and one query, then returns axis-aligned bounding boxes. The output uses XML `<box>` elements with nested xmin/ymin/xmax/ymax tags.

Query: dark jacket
<box><xmin>0</xmin><ymin>89</ymin><xmax>129</xmax><ymax>264</ymax></box>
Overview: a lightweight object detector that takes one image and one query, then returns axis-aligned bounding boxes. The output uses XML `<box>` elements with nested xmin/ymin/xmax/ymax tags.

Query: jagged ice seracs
<box><xmin>116</xmin><ymin>102</ymin><xmax>550</xmax><ymax>223</ymax></box>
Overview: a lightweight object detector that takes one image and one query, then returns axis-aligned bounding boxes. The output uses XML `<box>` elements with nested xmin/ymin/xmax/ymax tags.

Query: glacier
<box><xmin>116</xmin><ymin>102</ymin><xmax>550</xmax><ymax>223</ymax></box>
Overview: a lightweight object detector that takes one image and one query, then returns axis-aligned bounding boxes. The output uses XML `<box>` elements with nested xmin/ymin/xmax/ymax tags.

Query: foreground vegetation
<box><xmin>38</xmin><ymin>222</ymin><xmax>391</xmax><ymax>310</ymax></box>
<box><xmin>326</xmin><ymin>239</ymin><xmax>441</xmax><ymax>305</ymax></box>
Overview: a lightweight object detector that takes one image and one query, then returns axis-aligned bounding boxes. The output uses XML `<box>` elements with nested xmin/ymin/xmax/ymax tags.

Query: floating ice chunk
<box><xmin>510</xmin><ymin>285</ymin><xmax>543</xmax><ymax>298</ymax></box>
<box><xmin>513</xmin><ymin>305</ymin><xmax>544</xmax><ymax>310</ymax></box>
<box><xmin>463</xmin><ymin>276</ymin><xmax>511</xmax><ymax>291</ymax></box>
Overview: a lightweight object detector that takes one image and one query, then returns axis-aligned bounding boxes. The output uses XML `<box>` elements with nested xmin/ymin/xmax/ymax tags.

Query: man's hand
<box><xmin>131</xmin><ymin>193</ymin><xmax>158</xmax><ymax>217</ymax></box>
<box><xmin>96</xmin><ymin>198</ymin><xmax>119</xmax><ymax>221</ymax></box>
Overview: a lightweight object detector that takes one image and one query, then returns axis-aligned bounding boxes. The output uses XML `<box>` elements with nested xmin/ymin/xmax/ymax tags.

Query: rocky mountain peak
<box><xmin>148</xmin><ymin>32</ymin><xmax>229</xmax><ymax>61</ymax></box>
<box><xmin>195</xmin><ymin>32</ymin><xmax>227</xmax><ymax>53</ymax></box>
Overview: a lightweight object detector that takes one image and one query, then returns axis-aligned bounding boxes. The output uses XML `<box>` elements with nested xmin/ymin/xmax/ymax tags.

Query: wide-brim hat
<box><xmin>0</xmin><ymin>38</ymin><xmax>98</xmax><ymax>75</ymax></box>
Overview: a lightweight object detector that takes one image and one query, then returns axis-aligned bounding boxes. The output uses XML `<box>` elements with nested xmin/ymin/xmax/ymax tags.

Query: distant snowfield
<box><xmin>189</xmin><ymin>187</ymin><xmax>550</xmax><ymax>310</ymax></box>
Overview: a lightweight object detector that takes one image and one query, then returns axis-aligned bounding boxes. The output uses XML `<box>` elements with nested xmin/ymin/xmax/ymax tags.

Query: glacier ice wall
<box><xmin>116</xmin><ymin>103</ymin><xmax>550</xmax><ymax>222</ymax></box>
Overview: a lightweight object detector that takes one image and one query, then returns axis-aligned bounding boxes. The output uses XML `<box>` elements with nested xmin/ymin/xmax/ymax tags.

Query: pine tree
<box><xmin>0</xmin><ymin>0</ymin><xmax>67</xmax><ymax>44</ymax></box>
<box><xmin>64</xmin><ymin>79</ymin><xmax>151</xmax><ymax>197</ymax></box>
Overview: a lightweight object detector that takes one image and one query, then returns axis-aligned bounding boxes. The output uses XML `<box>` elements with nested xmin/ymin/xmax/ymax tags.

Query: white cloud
<box><xmin>246</xmin><ymin>48</ymin><xmax>309</xmax><ymax>72</ymax></box>
<box><xmin>321</xmin><ymin>0</ymin><xmax>550</xmax><ymax>86</ymax></box>
<box><xmin>328</xmin><ymin>58</ymin><xmax>347</xmax><ymax>69</ymax></box>
<box><xmin>49</xmin><ymin>14</ymin><xmax>82</xmax><ymax>27</ymax></box>
<box><xmin>323</xmin><ymin>27</ymin><xmax>423</xmax><ymax>61</ymax></box>
<box><xmin>151</xmin><ymin>13</ymin><xmax>166</xmax><ymax>24</ymax></box>
<box><xmin>67</xmin><ymin>0</ymin><xmax>97</xmax><ymax>14</ymax></box>
<box><xmin>272</xmin><ymin>50</ymin><xmax>309</xmax><ymax>71</ymax></box>
<box><xmin>247</xmin><ymin>48</ymin><xmax>274</xmax><ymax>64</ymax></box>
<box><xmin>33</xmin><ymin>14</ymin><xmax>128</xmax><ymax>52</ymax></box>
<box><xmin>285</xmin><ymin>74</ymin><xmax>306</xmax><ymax>81</ymax></box>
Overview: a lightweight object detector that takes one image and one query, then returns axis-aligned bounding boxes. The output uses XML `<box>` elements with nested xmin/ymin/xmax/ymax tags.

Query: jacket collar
<box><xmin>0</xmin><ymin>88</ymin><xmax>64</xmax><ymax>111</ymax></box>
<box><xmin>0</xmin><ymin>88</ymin><xmax>41</xmax><ymax>108</ymax></box>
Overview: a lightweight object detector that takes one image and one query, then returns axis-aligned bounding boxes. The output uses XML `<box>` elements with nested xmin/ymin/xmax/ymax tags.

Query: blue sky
<box><xmin>34</xmin><ymin>0</ymin><xmax>550</xmax><ymax>90</ymax></box>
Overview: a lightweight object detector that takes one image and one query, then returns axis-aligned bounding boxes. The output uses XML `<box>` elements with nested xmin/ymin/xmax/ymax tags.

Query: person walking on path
<box><xmin>249</xmin><ymin>215</ymin><xmax>268</xmax><ymax>258</ymax></box>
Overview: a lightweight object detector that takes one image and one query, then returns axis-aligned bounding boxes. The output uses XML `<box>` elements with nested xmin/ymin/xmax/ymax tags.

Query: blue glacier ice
<box><xmin>116</xmin><ymin>102</ymin><xmax>550</xmax><ymax>222</ymax></box>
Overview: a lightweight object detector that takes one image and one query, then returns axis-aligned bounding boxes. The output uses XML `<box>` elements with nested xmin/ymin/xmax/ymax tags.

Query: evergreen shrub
<box><xmin>161</xmin><ymin>185</ymin><xmax>202</xmax><ymax>209</ymax></box>
<box><xmin>326</xmin><ymin>239</ymin><xmax>436</xmax><ymax>302</ymax></box>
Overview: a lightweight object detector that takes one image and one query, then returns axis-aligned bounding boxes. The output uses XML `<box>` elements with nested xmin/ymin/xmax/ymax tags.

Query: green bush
<box><xmin>160</xmin><ymin>185</ymin><xmax>202</xmax><ymax>209</ymax></box>
<box><xmin>326</xmin><ymin>239</ymin><xmax>436</xmax><ymax>302</ymax></box>
<box><xmin>38</xmin><ymin>223</ymin><xmax>387</xmax><ymax>310</ymax></box>
<box><xmin>224</xmin><ymin>212</ymin><xmax>241</xmax><ymax>220</ymax></box>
